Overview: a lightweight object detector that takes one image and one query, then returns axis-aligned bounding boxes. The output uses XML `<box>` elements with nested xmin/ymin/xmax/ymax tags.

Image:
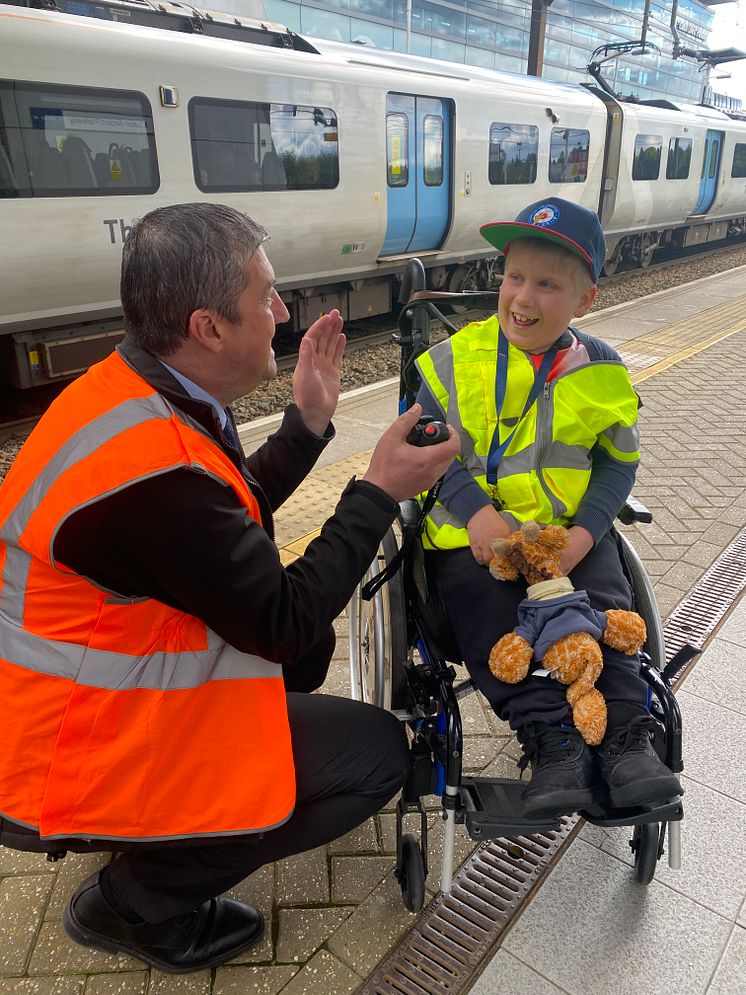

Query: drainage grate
<box><xmin>662</xmin><ymin>525</ymin><xmax>746</xmax><ymax>677</ymax></box>
<box><xmin>360</xmin><ymin>526</ymin><xmax>746</xmax><ymax>995</ymax></box>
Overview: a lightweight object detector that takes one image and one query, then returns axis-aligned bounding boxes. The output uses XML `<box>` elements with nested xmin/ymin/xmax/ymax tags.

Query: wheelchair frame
<box><xmin>347</xmin><ymin>259</ymin><xmax>687</xmax><ymax>912</ymax></box>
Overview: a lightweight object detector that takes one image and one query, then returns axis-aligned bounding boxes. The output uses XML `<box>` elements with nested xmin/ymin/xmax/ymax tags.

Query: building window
<box><xmin>423</xmin><ymin>114</ymin><xmax>443</xmax><ymax>186</ymax></box>
<box><xmin>387</xmin><ymin>112</ymin><xmax>408</xmax><ymax>186</ymax></box>
<box><xmin>190</xmin><ymin>98</ymin><xmax>339</xmax><ymax>192</ymax></box>
<box><xmin>732</xmin><ymin>143</ymin><xmax>746</xmax><ymax>178</ymax></box>
<box><xmin>666</xmin><ymin>137</ymin><xmax>692</xmax><ymax>179</ymax></box>
<box><xmin>549</xmin><ymin>127</ymin><xmax>589</xmax><ymax>183</ymax></box>
<box><xmin>632</xmin><ymin>134</ymin><xmax>662</xmax><ymax>180</ymax></box>
<box><xmin>0</xmin><ymin>80</ymin><xmax>158</xmax><ymax>198</ymax></box>
<box><xmin>489</xmin><ymin>122</ymin><xmax>538</xmax><ymax>184</ymax></box>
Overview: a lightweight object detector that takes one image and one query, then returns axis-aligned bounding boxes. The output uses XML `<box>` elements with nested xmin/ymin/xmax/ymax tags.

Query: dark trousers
<box><xmin>428</xmin><ymin>530</ymin><xmax>649</xmax><ymax>731</ymax></box>
<box><xmin>95</xmin><ymin>693</ymin><xmax>409</xmax><ymax>922</ymax></box>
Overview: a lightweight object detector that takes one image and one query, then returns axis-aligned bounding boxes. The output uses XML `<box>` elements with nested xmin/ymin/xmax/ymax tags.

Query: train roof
<box><xmin>2</xmin><ymin>0</ymin><xmax>320</xmax><ymax>51</ymax></box>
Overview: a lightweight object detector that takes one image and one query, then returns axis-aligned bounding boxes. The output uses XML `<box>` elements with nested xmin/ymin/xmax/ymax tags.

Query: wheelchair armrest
<box><xmin>616</xmin><ymin>494</ymin><xmax>653</xmax><ymax>525</ymax></box>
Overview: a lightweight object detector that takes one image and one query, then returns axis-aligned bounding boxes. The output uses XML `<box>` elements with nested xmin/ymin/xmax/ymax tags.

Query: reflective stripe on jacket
<box><xmin>415</xmin><ymin>316</ymin><xmax>640</xmax><ymax>550</ymax></box>
<box><xmin>0</xmin><ymin>351</ymin><xmax>295</xmax><ymax>842</ymax></box>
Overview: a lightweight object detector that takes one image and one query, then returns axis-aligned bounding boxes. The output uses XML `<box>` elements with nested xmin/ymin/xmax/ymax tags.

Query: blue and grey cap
<box><xmin>479</xmin><ymin>197</ymin><xmax>606</xmax><ymax>283</ymax></box>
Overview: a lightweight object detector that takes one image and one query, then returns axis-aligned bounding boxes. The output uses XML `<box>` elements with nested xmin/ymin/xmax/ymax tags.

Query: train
<box><xmin>2</xmin><ymin>0</ymin><xmax>746</xmax><ymax>389</ymax></box>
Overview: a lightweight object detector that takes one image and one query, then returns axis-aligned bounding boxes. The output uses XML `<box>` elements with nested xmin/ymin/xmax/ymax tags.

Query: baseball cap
<box><xmin>480</xmin><ymin>198</ymin><xmax>606</xmax><ymax>283</ymax></box>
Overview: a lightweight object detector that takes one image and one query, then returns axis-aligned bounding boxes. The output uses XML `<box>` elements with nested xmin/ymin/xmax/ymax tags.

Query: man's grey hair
<box><xmin>120</xmin><ymin>203</ymin><xmax>269</xmax><ymax>355</ymax></box>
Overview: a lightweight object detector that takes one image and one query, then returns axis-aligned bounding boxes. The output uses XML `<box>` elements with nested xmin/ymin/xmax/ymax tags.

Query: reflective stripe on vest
<box><xmin>415</xmin><ymin>316</ymin><xmax>640</xmax><ymax>550</ymax></box>
<box><xmin>0</xmin><ymin>352</ymin><xmax>295</xmax><ymax>842</ymax></box>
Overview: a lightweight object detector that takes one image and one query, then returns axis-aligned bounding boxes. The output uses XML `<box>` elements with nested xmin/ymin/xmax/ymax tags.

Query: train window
<box><xmin>190</xmin><ymin>98</ymin><xmax>339</xmax><ymax>192</ymax></box>
<box><xmin>731</xmin><ymin>143</ymin><xmax>746</xmax><ymax>178</ymax></box>
<box><xmin>549</xmin><ymin>128</ymin><xmax>589</xmax><ymax>183</ymax></box>
<box><xmin>423</xmin><ymin>115</ymin><xmax>443</xmax><ymax>186</ymax></box>
<box><xmin>632</xmin><ymin>134</ymin><xmax>662</xmax><ymax>181</ymax></box>
<box><xmin>387</xmin><ymin>113</ymin><xmax>409</xmax><ymax>187</ymax></box>
<box><xmin>708</xmin><ymin>140</ymin><xmax>719</xmax><ymax>180</ymax></box>
<box><xmin>0</xmin><ymin>80</ymin><xmax>158</xmax><ymax>198</ymax></box>
<box><xmin>666</xmin><ymin>138</ymin><xmax>692</xmax><ymax>179</ymax></box>
<box><xmin>489</xmin><ymin>123</ymin><xmax>538</xmax><ymax>185</ymax></box>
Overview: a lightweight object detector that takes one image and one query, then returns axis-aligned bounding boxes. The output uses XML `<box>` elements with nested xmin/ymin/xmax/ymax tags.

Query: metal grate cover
<box><xmin>361</xmin><ymin>526</ymin><xmax>746</xmax><ymax>995</ymax></box>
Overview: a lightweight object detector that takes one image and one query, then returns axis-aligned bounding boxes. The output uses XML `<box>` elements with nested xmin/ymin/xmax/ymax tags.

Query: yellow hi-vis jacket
<box><xmin>414</xmin><ymin>316</ymin><xmax>640</xmax><ymax>550</ymax></box>
<box><xmin>0</xmin><ymin>352</ymin><xmax>294</xmax><ymax>843</ymax></box>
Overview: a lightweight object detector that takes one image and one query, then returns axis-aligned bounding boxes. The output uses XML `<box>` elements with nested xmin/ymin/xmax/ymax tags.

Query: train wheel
<box><xmin>398</xmin><ymin>834</ymin><xmax>426</xmax><ymax>912</ymax></box>
<box><xmin>348</xmin><ymin>529</ymin><xmax>409</xmax><ymax>711</ymax></box>
<box><xmin>631</xmin><ymin>822</ymin><xmax>660</xmax><ymax>885</ymax></box>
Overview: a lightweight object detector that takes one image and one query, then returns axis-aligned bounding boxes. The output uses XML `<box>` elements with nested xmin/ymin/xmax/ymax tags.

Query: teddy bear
<box><xmin>487</xmin><ymin>521</ymin><xmax>646</xmax><ymax>746</ymax></box>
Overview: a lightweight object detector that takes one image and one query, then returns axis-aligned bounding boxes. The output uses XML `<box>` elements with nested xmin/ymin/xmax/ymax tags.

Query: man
<box><xmin>0</xmin><ymin>203</ymin><xmax>459</xmax><ymax>973</ymax></box>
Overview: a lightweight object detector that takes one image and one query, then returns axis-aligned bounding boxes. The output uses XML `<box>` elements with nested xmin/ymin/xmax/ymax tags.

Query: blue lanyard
<box><xmin>486</xmin><ymin>331</ymin><xmax>557</xmax><ymax>485</ymax></box>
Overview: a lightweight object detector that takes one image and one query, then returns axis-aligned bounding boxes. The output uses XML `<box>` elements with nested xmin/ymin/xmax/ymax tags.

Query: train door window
<box><xmin>632</xmin><ymin>134</ymin><xmax>662</xmax><ymax>180</ymax></box>
<box><xmin>549</xmin><ymin>128</ymin><xmax>589</xmax><ymax>183</ymax></box>
<box><xmin>387</xmin><ymin>113</ymin><xmax>409</xmax><ymax>187</ymax></box>
<box><xmin>731</xmin><ymin>143</ymin><xmax>746</xmax><ymax>178</ymax></box>
<box><xmin>0</xmin><ymin>80</ymin><xmax>158</xmax><ymax>197</ymax></box>
<box><xmin>423</xmin><ymin>114</ymin><xmax>443</xmax><ymax>186</ymax></box>
<box><xmin>489</xmin><ymin>123</ymin><xmax>538</xmax><ymax>184</ymax></box>
<box><xmin>708</xmin><ymin>140</ymin><xmax>719</xmax><ymax>179</ymax></box>
<box><xmin>666</xmin><ymin>137</ymin><xmax>692</xmax><ymax>179</ymax></box>
<box><xmin>189</xmin><ymin>97</ymin><xmax>339</xmax><ymax>192</ymax></box>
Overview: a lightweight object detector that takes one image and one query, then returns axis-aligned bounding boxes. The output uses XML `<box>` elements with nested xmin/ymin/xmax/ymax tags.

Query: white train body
<box><xmin>1</xmin><ymin>0</ymin><xmax>745</xmax><ymax>386</ymax></box>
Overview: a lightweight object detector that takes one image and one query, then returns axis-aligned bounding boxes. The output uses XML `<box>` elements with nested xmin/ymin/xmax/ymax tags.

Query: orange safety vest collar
<box><xmin>0</xmin><ymin>352</ymin><xmax>295</xmax><ymax>842</ymax></box>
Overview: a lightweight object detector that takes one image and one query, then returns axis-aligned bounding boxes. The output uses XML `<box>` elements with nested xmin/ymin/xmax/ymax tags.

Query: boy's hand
<box><xmin>467</xmin><ymin>505</ymin><xmax>510</xmax><ymax>566</ymax></box>
<box><xmin>560</xmin><ymin>525</ymin><xmax>594</xmax><ymax>576</ymax></box>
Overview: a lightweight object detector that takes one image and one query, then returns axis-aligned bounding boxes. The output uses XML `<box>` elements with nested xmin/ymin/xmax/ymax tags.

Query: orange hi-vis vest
<box><xmin>0</xmin><ymin>351</ymin><xmax>295</xmax><ymax>843</ymax></box>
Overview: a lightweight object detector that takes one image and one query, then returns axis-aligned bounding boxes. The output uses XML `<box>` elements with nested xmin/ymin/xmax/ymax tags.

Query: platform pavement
<box><xmin>1</xmin><ymin>268</ymin><xmax>745</xmax><ymax>995</ymax></box>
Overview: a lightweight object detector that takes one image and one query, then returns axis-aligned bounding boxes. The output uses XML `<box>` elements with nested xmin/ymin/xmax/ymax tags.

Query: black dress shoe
<box><xmin>63</xmin><ymin>872</ymin><xmax>264</xmax><ymax>973</ymax></box>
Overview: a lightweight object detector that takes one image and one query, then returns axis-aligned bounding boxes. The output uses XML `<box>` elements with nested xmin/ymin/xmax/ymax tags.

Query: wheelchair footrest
<box><xmin>459</xmin><ymin>777</ymin><xmax>561</xmax><ymax>840</ymax></box>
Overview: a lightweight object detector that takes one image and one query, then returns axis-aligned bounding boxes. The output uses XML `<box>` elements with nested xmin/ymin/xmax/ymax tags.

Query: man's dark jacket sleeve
<box><xmin>54</xmin><ymin>346</ymin><xmax>398</xmax><ymax>669</ymax></box>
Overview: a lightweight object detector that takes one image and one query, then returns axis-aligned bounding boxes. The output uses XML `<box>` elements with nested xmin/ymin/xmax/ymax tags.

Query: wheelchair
<box><xmin>347</xmin><ymin>259</ymin><xmax>694</xmax><ymax>913</ymax></box>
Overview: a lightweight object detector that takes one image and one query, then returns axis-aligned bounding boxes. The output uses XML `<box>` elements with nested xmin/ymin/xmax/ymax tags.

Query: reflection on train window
<box><xmin>190</xmin><ymin>98</ymin><xmax>339</xmax><ymax>192</ymax></box>
<box><xmin>549</xmin><ymin>128</ymin><xmax>589</xmax><ymax>183</ymax></box>
<box><xmin>423</xmin><ymin>115</ymin><xmax>443</xmax><ymax>187</ymax></box>
<box><xmin>0</xmin><ymin>80</ymin><xmax>158</xmax><ymax>198</ymax></box>
<box><xmin>489</xmin><ymin>123</ymin><xmax>538</xmax><ymax>185</ymax></box>
<box><xmin>632</xmin><ymin>134</ymin><xmax>662</xmax><ymax>180</ymax></box>
<box><xmin>708</xmin><ymin>140</ymin><xmax>719</xmax><ymax>180</ymax></box>
<box><xmin>387</xmin><ymin>113</ymin><xmax>409</xmax><ymax>187</ymax></box>
<box><xmin>732</xmin><ymin>143</ymin><xmax>746</xmax><ymax>178</ymax></box>
<box><xmin>666</xmin><ymin>138</ymin><xmax>692</xmax><ymax>179</ymax></box>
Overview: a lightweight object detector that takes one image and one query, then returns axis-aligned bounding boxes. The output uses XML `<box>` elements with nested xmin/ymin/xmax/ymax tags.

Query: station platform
<box><xmin>2</xmin><ymin>267</ymin><xmax>746</xmax><ymax>995</ymax></box>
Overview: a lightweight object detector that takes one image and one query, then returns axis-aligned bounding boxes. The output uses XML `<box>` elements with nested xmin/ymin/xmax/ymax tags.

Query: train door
<box><xmin>693</xmin><ymin>130</ymin><xmax>723</xmax><ymax>215</ymax></box>
<box><xmin>381</xmin><ymin>93</ymin><xmax>451</xmax><ymax>256</ymax></box>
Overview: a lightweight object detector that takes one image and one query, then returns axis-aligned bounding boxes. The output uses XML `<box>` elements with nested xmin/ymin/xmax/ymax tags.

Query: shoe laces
<box><xmin>603</xmin><ymin>714</ymin><xmax>655</xmax><ymax>757</ymax></box>
<box><xmin>518</xmin><ymin>725</ymin><xmax>580</xmax><ymax>775</ymax></box>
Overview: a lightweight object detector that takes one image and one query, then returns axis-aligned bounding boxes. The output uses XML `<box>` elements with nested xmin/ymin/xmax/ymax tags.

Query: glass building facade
<box><xmin>244</xmin><ymin>0</ymin><xmax>717</xmax><ymax>104</ymax></box>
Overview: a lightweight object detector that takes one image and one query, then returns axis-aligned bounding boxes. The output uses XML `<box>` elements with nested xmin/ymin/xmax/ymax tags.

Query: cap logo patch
<box><xmin>529</xmin><ymin>204</ymin><xmax>560</xmax><ymax>227</ymax></box>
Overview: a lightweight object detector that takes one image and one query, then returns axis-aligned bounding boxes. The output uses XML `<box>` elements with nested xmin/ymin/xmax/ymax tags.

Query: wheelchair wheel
<box><xmin>631</xmin><ymin>822</ymin><xmax>660</xmax><ymax>885</ymax></box>
<box><xmin>398</xmin><ymin>833</ymin><xmax>426</xmax><ymax>913</ymax></box>
<box><xmin>348</xmin><ymin>529</ymin><xmax>409</xmax><ymax>711</ymax></box>
<box><xmin>617</xmin><ymin>532</ymin><xmax>665</xmax><ymax>671</ymax></box>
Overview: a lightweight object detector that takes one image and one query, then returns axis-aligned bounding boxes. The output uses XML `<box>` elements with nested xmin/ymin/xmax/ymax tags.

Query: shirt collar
<box><xmin>158</xmin><ymin>359</ymin><xmax>227</xmax><ymax>429</ymax></box>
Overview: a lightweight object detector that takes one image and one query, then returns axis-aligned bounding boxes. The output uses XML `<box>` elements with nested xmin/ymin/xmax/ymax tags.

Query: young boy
<box><xmin>415</xmin><ymin>197</ymin><xmax>681</xmax><ymax>819</ymax></box>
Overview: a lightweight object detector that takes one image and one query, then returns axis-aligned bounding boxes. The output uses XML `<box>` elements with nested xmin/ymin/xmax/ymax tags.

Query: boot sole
<box><xmin>63</xmin><ymin>902</ymin><xmax>265</xmax><ymax>974</ymax></box>
<box><xmin>608</xmin><ymin>775</ymin><xmax>682</xmax><ymax>809</ymax></box>
<box><xmin>520</xmin><ymin>787</ymin><xmax>596</xmax><ymax>820</ymax></box>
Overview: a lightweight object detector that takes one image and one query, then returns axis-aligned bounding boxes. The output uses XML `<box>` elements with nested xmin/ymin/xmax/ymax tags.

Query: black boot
<box><xmin>63</xmin><ymin>871</ymin><xmax>264</xmax><ymax>973</ymax></box>
<box><xmin>518</xmin><ymin>723</ymin><xmax>596</xmax><ymax>819</ymax></box>
<box><xmin>596</xmin><ymin>710</ymin><xmax>682</xmax><ymax>808</ymax></box>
